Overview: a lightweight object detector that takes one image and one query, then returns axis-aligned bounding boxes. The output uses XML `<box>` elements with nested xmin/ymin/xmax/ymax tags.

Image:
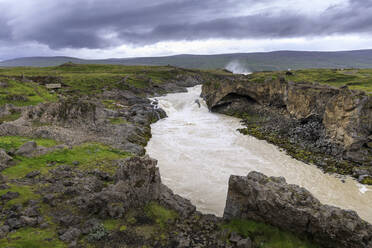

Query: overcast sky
<box><xmin>0</xmin><ymin>0</ymin><xmax>371</xmax><ymax>60</ymax></box>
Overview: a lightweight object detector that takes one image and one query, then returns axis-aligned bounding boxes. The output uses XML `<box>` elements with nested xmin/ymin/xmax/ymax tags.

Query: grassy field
<box><xmin>0</xmin><ymin>78</ymin><xmax>58</xmax><ymax>107</ymax></box>
<box><xmin>0</xmin><ymin>63</ymin><xmax>225</xmax><ymax>99</ymax></box>
<box><xmin>247</xmin><ymin>68</ymin><xmax>372</xmax><ymax>93</ymax></box>
<box><xmin>0</xmin><ymin>64</ymin><xmax>371</xmax><ymax>101</ymax></box>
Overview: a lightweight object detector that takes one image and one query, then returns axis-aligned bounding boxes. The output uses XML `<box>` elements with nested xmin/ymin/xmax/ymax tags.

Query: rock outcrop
<box><xmin>15</xmin><ymin>141</ymin><xmax>37</xmax><ymax>157</ymax></box>
<box><xmin>203</xmin><ymin>77</ymin><xmax>371</xmax><ymax>153</ymax></box>
<box><xmin>224</xmin><ymin>171</ymin><xmax>372</xmax><ymax>248</ymax></box>
<box><xmin>202</xmin><ymin>77</ymin><xmax>372</xmax><ymax>178</ymax></box>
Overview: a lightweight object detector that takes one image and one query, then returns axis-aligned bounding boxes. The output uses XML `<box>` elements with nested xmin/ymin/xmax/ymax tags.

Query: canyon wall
<box><xmin>202</xmin><ymin>77</ymin><xmax>372</xmax><ymax>169</ymax></box>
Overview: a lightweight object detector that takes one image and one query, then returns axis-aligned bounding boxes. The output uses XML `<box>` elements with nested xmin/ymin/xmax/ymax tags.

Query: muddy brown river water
<box><xmin>146</xmin><ymin>85</ymin><xmax>372</xmax><ymax>223</ymax></box>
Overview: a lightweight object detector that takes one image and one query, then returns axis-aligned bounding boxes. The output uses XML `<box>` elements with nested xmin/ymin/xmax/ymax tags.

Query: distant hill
<box><xmin>2</xmin><ymin>50</ymin><xmax>372</xmax><ymax>71</ymax></box>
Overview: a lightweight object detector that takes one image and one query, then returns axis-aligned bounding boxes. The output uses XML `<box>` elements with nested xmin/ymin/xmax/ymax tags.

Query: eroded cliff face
<box><xmin>202</xmin><ymin>77</ymin><xmax>372</xmax><ymax>169</ymax></box>
<box><xmin>223</xmin><ymin>171</ymin><xmax>372</xmax><ymax>248</ymax></box>
<box><xmin>323</xmin><ymin>90</ymin><xmax>372</xmax><ymax>152</ymax></box>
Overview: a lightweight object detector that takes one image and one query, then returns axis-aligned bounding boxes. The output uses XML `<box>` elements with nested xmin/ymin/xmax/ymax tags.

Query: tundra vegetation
<box><xmin>1</xmin><ymin>64</ymin><xmax>371</xmax><ymax>247</ymax></box>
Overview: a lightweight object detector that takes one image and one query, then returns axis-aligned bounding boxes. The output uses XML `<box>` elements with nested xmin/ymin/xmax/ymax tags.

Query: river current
<box><xmin>146</xmin><ymin>85</ymin><xmax>372</xmax><ymax>223</ymax></box>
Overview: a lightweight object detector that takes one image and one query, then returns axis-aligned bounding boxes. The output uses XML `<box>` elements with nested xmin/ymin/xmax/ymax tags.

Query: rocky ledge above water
<box><xmin>0</xmin><ymin>65</ymin><xmax>371</xmax><ymax>247</ymax></box>
<box><xmin>224</xmin><ymin>171</ymin><xmax>372</xmax><ymax>248</ymax></box>
<box><xmin>202</xmin><ymin>75</ymin><xmax>372</xmax><ymax>183</ymax></box>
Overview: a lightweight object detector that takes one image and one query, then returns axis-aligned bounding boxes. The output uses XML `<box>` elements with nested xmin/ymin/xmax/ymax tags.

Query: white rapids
<box><xmin>146</xmin><ymin>85</ymin><xmax>372</xmax><ymax>223</ymax></box>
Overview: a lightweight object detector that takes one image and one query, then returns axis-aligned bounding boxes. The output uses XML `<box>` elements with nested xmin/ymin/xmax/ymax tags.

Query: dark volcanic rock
<box><xmin>59</xmin><ymin>227</ymin><xmax>81</xmax><ymax>242</ymax></box>
<box><xmin>223</xmin><ymin>171</ymin><xmax>372</xmax><ymax>248</ymax></box>
<box><xmin>25</xmin><ymin>170</ymin><xmax>41</xmax><ymax>178</ymax></box>
<box><xmin>0</xmin><ymin>191</ymin><xmax>20</xmax><ymax>201</ymax></box>
<box><xmin>15</xmin><ymin>141</ymin><xmax>37</xmax><ymax>157</ymax></box>
<box><xmin>202</xmin><ymin>77</ymin><xmax>372</xmax><ymax>170</ymax></box>
<box><xmin>114</xmin><ymin>155</ymin><xmax>162</xmax><ymax>205</ymax></box>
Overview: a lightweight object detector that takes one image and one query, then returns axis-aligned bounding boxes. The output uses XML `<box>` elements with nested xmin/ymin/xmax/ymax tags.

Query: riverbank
<box><xmin>0</xmin><ymin>64</ymin><xmax>371</xmax><ymax>247</ymax></box>
<box><xmin>0</xmin><ymin>64</ymin><xmax>236</xmax><ymax>247</ymax></box>
<box><xmin>201</xmin><ymin>69</ymin><xmax>372</xmax><ymax>184</ymax></box>
<box><xmin>146</xmin><ymin>85</ymin><xmax>372</xmax><ymax>223</ymax></box>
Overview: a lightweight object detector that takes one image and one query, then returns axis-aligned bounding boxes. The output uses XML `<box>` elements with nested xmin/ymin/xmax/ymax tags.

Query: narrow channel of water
<box><xmin>146</xmin><ymin>85</ymin><xmax>372</xmax><ymax>223</ymax></box>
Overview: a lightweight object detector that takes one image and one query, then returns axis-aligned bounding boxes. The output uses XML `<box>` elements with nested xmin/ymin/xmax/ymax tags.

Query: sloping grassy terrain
<box><xmin>0</xmin><ymin>78</ymin><xmax>58</xmax><ymax>107</ymax></box>
<box><xmin>247</xmin><ymin>68</ymin><xmax>372</xmax><ymax>93</ymax></box>
<box><xmin>0</xmin><ymin>64</ymin><xmax>206</xmax><ymax>97</ymax></box>
<box><xmin>2</xmin><ymin>142</ymin><xmax>130</xmax><ymax>179</ymax></box>
<box><xmin>0</xmin><ymin>136</ymin><xmax>58</xmax><ymax>152</ymax></box>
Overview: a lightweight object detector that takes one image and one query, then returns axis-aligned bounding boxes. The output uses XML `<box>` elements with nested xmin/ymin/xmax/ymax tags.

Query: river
<box><xmin>146</xmin><ymin>85</ymin><xmax>372</xmax><ymax>223</ymax></box>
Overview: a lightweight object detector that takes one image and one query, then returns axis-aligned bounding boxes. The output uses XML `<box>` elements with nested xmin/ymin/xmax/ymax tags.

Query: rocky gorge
<box><xmin>0</xmin><ymin>64</ymin><xmax>371</xmax><ymax>247</ymax></box>
<box><xmin>201</xmin><ymin>72</ymin><xmax>372</xmax><ymax>183</ymax></box>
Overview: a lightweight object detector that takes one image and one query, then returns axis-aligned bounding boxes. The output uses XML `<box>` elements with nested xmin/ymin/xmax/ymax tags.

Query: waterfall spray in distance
<box><xmin>225</xmin><ymin>60</ymin><xmax>251</xmax><ymax>75</ymax></box>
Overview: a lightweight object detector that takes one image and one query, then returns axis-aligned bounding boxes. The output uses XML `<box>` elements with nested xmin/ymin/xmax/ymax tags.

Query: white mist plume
<box><xmin>225</xmin><ymin>60</ymin><xmax>251</xmax><ymax>75</ymax></box>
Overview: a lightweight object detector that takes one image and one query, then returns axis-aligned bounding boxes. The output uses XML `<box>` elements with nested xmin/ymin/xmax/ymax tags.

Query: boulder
<box><xmin>237</xmin><ymin>238</ymin><xmax>252</xmax><ymax>248</ymax></box>
<box><xmin>114</xmin><ymin>155</ymin><xmax>162</xmax><ymax>203</ymax></box>
<box><xmin>0</xmin><ymin>225</ymin><xmax>10</xmax><ymax>238</ymax></box>
<box><xmin>59</xmin><ymin>227</ymin><xmax>81</xmax><ymax>242</ymax></box>
<box><xmin>0</xmin><ymin>82</ymin><xmax>9</xmax><ymax>88</ymax></box>
<box><xmin>0</xmin><ymin>191</ymin><xmax>20</xmax><ymax>201</ymax></box>
<box><xmin>46</xmin><ymin>83</ymin><xmax>62</xmax><ymax>89</ymax></box>
<box><xmin>159</xmin><ymin>184</ymin><xmax>196</xmax><ymax>217</ymax></box>
<box><xmin>25</xmin><ymin>170</ymin><xmax>41</xmax><ymax>178</ymax></box>
<box><xmin>0</xmin><ymin>149</ymin><xmax>12</xmax><ymax>164</ymax></box>
<box><xmin>15</xmin><ymin>141</ymin><xmax>37</xmax><ymax>157</ymax></box>
<box><xmin>5</xmin><ymin>218</ymin><xmax>24</xmax><ymax>230</ymax></box>
<box><xmin>223</xmin><ymin>171</ymin><xmax>372</xmax><ymax>248</ymax></box>
<box><xmin>74</xmin><ymin>156</ymin><xmax>162</xmax><ymax>216</ymax></box>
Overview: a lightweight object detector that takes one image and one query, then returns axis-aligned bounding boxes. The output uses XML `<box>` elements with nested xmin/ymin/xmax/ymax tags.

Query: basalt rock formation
<box><xmin>202</xmin><ymin>77</ymin><xmax>372</xmax><ymax>180</ymax></box>
<box><xmin>224</xmin><ymin>171</ymin><xmax>372</xmax><ymax>248</ymax></box>
<box><xmin>1</xmin><ymin>65</ymin><xmax>371</xmax><ymax>247</ymax></box>
<box><xmin>0</xmin><ymin>74</ymin><xmax>203</xmax><ymax>155</ymax></box>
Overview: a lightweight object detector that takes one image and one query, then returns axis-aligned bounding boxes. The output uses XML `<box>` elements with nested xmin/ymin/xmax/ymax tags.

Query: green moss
<box><xmin>102</xmin><ymin>100</ymin><xmax>122</xmax><ymax>110</ymax></box>
<box><xmin>2</xmin><ymin>143</ymin><xmax>131</xmax><ymax>179</ymax></box>
<box><xmin>0</xmin><ymin>136</ymin><xmax>58</xmax><ymax>152</ymax></box>
<box><xmin>0</xmin><ymin>227</ymin><xmax>66</xmax><ymax>248</ymax></box>
<box><xmin>103</xmin><ymin>219</ymin><xmax>121</xmax><ymax>231</ymax></box>
<box><xmin>223</xmin><ymin>219</ymin><xmax>319</xmax><ymax>248</ymax></box>
<box><xmin>135</xmin><ymin>225</ymin><xmax>157</xmax><ymax>239</ymax></box>
<box><xmin>0</xmin><ymin>79</ymin><xmax>57</xmax><ymax>107</ymax></box>
<box><xmin>0</xmin><ymin>184</ymin><xmax>40</xmax><ymax>207</ymax></box>
<box><xmin>361</xmin><ymin>177</ymin><xmax>372</xmax><ymax>185</ymax></box>
<box><xmin>144</xmin><ymin>202</ymin><xmax>178</xmax><ymax>229</ymax></box>
<box><xmin>109</xmin><ymin>117</ymin><xmax>128</xmax><ymax>125</ymax></box>
<box><xmin>119</xmin><ymin>225</ymin><xmax>127</xmax><ymax>231</ymax></box>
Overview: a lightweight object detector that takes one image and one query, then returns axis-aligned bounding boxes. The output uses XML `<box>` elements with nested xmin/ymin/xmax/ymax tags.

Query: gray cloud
<box><xmin>0</xmin><ymin>0</ymin><xmax>371</xmax><ymax>52</ymax></box>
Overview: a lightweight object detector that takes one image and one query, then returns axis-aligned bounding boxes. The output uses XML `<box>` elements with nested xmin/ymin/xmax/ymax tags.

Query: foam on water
<box><xmin>146</xmin><ymin>85</ymin><xmax>372</xmax><ymax>223</ymax></box>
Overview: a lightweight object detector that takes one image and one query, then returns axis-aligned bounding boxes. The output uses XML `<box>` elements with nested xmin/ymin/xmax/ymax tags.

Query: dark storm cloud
<box><xmin>0</xmin><ymin>0</ymin><xmax>371</xmax><ymax>50</ymax></box>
